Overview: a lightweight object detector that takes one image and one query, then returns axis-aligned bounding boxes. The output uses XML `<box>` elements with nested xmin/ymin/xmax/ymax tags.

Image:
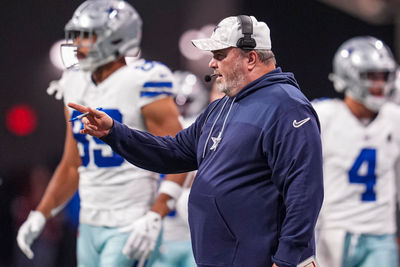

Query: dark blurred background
<box><xmin>1</xmin><ymin>0</ymin><xmax>399</xmax><ymax>266</ymax></box>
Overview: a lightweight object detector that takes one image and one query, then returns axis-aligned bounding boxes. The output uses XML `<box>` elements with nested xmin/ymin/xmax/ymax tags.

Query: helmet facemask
<box><xmin>358</xmin><ymin>71</ymin><xmax>395</xmax><ymax>111</ymax></box>
<box><xmin>61</xmin><ymin>30</ymin><xmax>97</xmax><ymax>70</ymax></box>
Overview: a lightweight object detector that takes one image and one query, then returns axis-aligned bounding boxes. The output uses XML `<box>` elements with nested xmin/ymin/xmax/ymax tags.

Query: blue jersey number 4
<box><xmin>348</xmin><ymin>148</ymin><xmax>377</xmax><ymax>202</ymax></box>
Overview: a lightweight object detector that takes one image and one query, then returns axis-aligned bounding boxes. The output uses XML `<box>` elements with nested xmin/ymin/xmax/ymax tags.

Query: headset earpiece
<box><xmin>236</xmin><ymin>15</ymin><xmax>256</xmax><ymax>50</ymax></box>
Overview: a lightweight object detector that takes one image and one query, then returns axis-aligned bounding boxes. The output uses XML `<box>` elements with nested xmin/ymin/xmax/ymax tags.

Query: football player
<box><xmin>314</xmin><ymin>36</ymin><xmax>400</xmax><ymax>267</ymax></box>
<box><xmin>16</xmin><ymin>1</ymin><xmax>186</xmax><ymax>266</ymax></box>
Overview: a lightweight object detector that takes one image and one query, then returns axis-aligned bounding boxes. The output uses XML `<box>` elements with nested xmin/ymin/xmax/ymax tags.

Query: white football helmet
<box><xmin>329</xmin><ymin>36</ymin><xmax>397</xmax><ymax>112</ymax></box>
<box><xmin>173</xmin><ymin>71</ymin><xmax>209</xmax><ymax>120</ymax></box>
<box><xmin>62</xmin><ymin>0</ymin><xmax>142</xmax><ymax>72</ymax></box>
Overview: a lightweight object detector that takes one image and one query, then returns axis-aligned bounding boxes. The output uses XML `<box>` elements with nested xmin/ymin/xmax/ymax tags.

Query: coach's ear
<box><xmin>246</xmin><ymin>50</ymin><xmax>257</xmax><ymax>71</ymax></box>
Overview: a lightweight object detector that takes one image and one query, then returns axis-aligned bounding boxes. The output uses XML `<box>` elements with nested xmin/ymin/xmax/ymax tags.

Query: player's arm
<box><xmin>142</xmin><ymin>96</ymin><xmax>187</xmax><ymax>217</ymax></box>
<box><xmin>17</xmin><ymin>106</ymin><xmax>81</xmax><ymax>259</ymax></box>
<box><xmin>120</xmin><ymin>96</ymin><xmax>188</xmax><ymax>261</ymax></box>
<box><xmin>36</xmin><ymin>106</ymin><xmax>81</xmax><ymax>217</ymax></box>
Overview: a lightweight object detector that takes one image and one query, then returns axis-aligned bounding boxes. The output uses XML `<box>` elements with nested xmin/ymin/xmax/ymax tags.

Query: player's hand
<box><xmin>16</xmin><ymin>211</ymin><xmax>46</xmax><ymax>259</ymax></box>
<box><xmin>67</xmin><ymin>102</ymin><xmax>113</xmax><ymax>138</ymax></box>
<box><xmin>120</xmin><ymin>211</ymin><xmax>162</xmax><ymax>261</ymax></box>
<box><xmin>46</xmin><ymin>80</ymin><xmax>64</xmax><ymax>100</ymax></box>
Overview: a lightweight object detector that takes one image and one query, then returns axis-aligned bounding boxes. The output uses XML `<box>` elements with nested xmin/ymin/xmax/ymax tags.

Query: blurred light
<box><xmin>352</xmin><ymin>54</ymin><xmax>361</xmax><ymax>64</ymax></box>
<box><xmin>200</xmin><ymin>24</ymin><xmax>215</xmax><ymax>37</ymax></box>
<box><xmin>118</xmin><ymin>1</ymin><xmax>125</xmax><ymax>9</ymax></box>
<box><xmin>179</xmin><ymin>30</ymin><xmax>206</xmax><ymax>60</ymax></box>
<box><xmin>185</xmin><ymin>73</ymin><xmax>197</xmax><ymax>86</ymax></box>
<box><xmin>175</xmin><ymin>95</ymin><xmax>188</xmax><ymax>106</ymax></box>
<box><xmin>182</xmin><ymin>85</ymin><xmax>192</xmax><ymax>95</ymax></box>
<box><xmin>375</xmin><ymin>40</ymin><xmax>383</xmax><ymax>49</ymax></box>
<box><xmin>6</xmin><ymin>104</ymin><xmax>38</xmax><ymax>136</ymax></box>
<box><xmin>182</xmin><ymin>74</ymin><xmax>197</xmax><ymax>95</ymax></box>
<box><xmin>50</xmin><ymin>39</ymin><xmax>66</xmax><ymax>70</ymax></box>
<box><xmin>340</xmin><ymin>49</ymin><xmax>350</xmax><ymax>58</ymax></box>
<box><xmin>179</xmin><ymin>24</ymin><xmax>215</xmax><ymax>61</ymax></box>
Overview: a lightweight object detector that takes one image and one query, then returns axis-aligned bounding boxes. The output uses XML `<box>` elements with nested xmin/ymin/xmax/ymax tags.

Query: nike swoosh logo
<box><xmin>293</xmin><ymin>117</ymin><xmax>310</xmax><ymax>128</ymax></box>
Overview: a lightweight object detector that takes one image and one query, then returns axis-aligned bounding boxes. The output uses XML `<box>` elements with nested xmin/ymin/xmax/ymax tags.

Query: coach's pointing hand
<box><xmin>68</xmin><ymin>102</ymin><xmax>113</xmax><ymax>138</ymax></box>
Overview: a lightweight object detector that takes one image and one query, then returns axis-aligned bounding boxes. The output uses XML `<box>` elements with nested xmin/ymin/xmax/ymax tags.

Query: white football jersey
<box><xmin>313</xmin><ymin>98</ymin><xmax>400</xmax><ymax>235</ymax></box>
<box><xmin>58</xmin><ymin>59</ymin><xmax>175</xmax><ymax>227</ymax></box>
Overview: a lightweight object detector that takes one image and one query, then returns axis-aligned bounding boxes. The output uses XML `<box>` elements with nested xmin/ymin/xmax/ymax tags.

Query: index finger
<box><xmin>68</xmin><ymin>102</ymin><xmax>89</xmax><ymax>113</ymax></box>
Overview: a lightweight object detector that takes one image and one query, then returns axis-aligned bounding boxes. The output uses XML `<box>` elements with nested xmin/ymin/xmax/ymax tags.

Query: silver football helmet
<box><xmin>329</xmin><ymin>36</ymin><xmax>397</xmax><ymax>112</ymax></box>
<box><xmin>61</xmin><ymin>0</ymin><xmax>142</xmax><ymax>72</ymax></box>
<box><xmin>173</xmin><ymin>71</ymin><xmax>209</xmax><ymax>120</ymax></box>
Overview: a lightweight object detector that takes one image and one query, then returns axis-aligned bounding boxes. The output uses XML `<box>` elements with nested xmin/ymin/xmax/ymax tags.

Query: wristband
<box><xmin>50</xmin><ymin>202</ymin><xmax>67</xmax><ymax>217</ymax></box>
<box><xmin>158</xmin><ymin>180</ymin><xmax>183</xmax><ymax>210</ymax></box>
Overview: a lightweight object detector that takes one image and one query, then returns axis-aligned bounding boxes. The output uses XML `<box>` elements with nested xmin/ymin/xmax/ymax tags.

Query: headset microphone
<box><xmin>204</xmin><ymin>74</ymin><xmax>217</xmax><ymax>82</ymax></box>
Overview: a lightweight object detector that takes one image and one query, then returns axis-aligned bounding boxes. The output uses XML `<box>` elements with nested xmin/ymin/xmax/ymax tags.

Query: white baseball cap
<box><xmin>192</xmin><ymin>16</ymin><xmax>271</xmax><ymax>51</ymax></box>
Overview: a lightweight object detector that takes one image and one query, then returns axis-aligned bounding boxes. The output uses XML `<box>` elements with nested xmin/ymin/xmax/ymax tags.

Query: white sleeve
<box><xmin>137</xmin><ymin>61</ymin><xmax>175</xmax><ymax>108</ymax></box>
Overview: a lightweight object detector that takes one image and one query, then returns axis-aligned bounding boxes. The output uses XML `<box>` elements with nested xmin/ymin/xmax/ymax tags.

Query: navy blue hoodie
<box><xmin>102</xmin><ymin>68</ymin><xmax>324</xmax><ymax>267</ymax></box>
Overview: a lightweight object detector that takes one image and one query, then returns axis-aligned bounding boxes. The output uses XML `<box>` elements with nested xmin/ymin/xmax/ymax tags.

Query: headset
<box><xmin>236</xmin><ymin>15</ymin><xmax>257</xmax><ymax>50</ymax></box>
<box><xmin>205</xmin><ymin>15</ymin><xmax>257</xmax><ymax>82</ymax></box>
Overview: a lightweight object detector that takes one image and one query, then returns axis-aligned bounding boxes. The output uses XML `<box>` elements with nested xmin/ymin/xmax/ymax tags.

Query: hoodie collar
<box><xmin>235</xmin><ymin>67</ymin><xmax>300</xmax><ymax>101</ymax></box>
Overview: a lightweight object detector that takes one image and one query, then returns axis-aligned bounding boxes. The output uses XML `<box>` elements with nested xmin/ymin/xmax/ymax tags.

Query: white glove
<box><xmin>120</xmin><ymin>211</ymin><xmax>162</xmax><ymax>262</ymax></box>
<box><xmin>46</xmin><ymin>80</ymin><xmax>64</xmax><ymax>100</ymax></box>
<box><xmin>16</xmin><ymin>210</ymin><xmax>46</xmax><ymax>259</ymax></box>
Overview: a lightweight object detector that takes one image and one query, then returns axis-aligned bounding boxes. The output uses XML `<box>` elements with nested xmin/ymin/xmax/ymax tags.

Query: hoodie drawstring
<box><xmin>202</xmin><ymin>96</ymin><xmax>236</xmax><ymax>158</ymax></box>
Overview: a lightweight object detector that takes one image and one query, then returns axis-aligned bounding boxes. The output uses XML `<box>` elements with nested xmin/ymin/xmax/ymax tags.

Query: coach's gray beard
<box><xmin>217</xmin><ymin>61</ymin><xmax>246</xmax><ymax>97</ymax></box>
